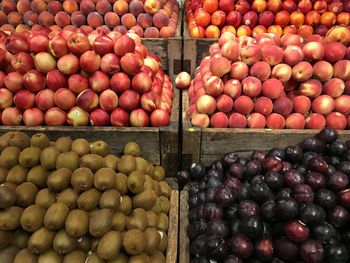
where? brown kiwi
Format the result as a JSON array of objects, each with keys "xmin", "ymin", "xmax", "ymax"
[
  {"xmin": 56, "ymin": 151, "xmax": 80, "ymax": 171},
  {"xmin": 96, "ymin": 231, "xmax": 122, "ymax": 261},
  {"xmin": 0, "ymin": 246, "xmax": 18, "ymax": 263},
  {"xmin": 6, "ymin": 164, "xmax": 28, "ymax": 185},
  {"xmin": 132, "ymin": 189, "xmax": 157, "ymax": 210},
  {"xmin": 55, "ymin": 137, "xmax": 73, "ymax": 153},
  {"xmin": 0, "ymin": 185, "xmax": 16, "ymax": 208},
  {"xmin": 94, "ymin": 167, "xmax": 116, "ymax": 190},
  {"xmin": 18, "ymin": 147, "xmax": 42, "ymax": 168},
  {"xmin": 158, "ymin": 196, "xmax": 171, "ymax": 214},
  {"xmin": 115, "ymin": 173, "xmax": 128, "ymax": 194},
  {"xmin": 30, "ymin": 133, "xmax": 50, "ymax": 149},
  {"xmin": 146, "ymin": 211, "xmax": 159, "ymax": 228},
  {"xmin": 90, "ymin": 237, "xmax": 100, "ymax": 252},
  {"xmin": 20, "ymin": 204, "xmax": 46, "ymax": 232},
  {"xmin": 11, "ymin": 228, "xmax": 31, "ymax": 249},
  {"xmin": 71, "ymin": 167, "xmax": 94, "ymax": 191},
  {"xmin": 53, "ymin": 229, "xmax": 77, "ymax": 255},
  {"xmin": 79, "ymin": 154, "xmax": 105, "ymax": 172},
  {"xmin": 76, "ymin": 235, "xmax": 90, "ymax": 252},
  {"xmin": 26, "ymin": 165, "xmax": 49, "ymax": 189},
  {"xmin": 159, "ymin": 181, "xmax": 171, "ymax": 198},
  {"xmin": 0, "ymin": 167, "xmax": 8, "ymax": 183},
  {"xmin": 56, "ymin": 188, "xmax": 79, "ymax": 210},
  {"xmin": 89, "ymin": 209, "xmax": 113, "ymax": 238},
  {"xmin": 118, "ymin": 195, "xmax": 132, "ymax": 215},
  {"xmin": 91, "ymin": 141, "xmax": 110, "ymax": 157},
  {"xmin": 63, "ymin": 250, "xmax": 87, "ymax": 263},
  {"xmin": 40, "ymin": 147, "xmax": 60, "ymax": 171},
  {"xmin": 8, "ymin": 132, "xmax": 31, "ymax": 150},
  {"xmin": 158, "ymin": 231, "xmax": 168, "ymax": 253},
  {"xmin": 123, "ymin": 142, "xmax": 141, "ymax": 157},
  {"xmin": 135, "ymin": 157, "xmax": 149, "ymax": 174},
  {"xmin": 14, "ymin": 248, "xmax": 38, "ymax": 263},
  {"xmin": 0, "ymin": 132, "xmax": 12, "ymax": 152},
  {"xmin": 143, "ymin": 228, "xmax": 161, "ymax": 254},
  {"xmin": 28, "ymin": 227, "xmax": 55, "ymax": 254},
  {"xmin": 128, "ymin": 253, "xmax": 151, "ymax": 263},
  {"xmin": 44, "ymin": 203, "xmax": 70, "ymax": 231},
  {"xmin": 107, "ymin": 253, "xmax": 128, "ymax": 263},
  {"xmin": 111, "ymin": 212, "xmax": 126, "ymax": 231},
  {"xmin": 77, "ymin": 188, "xmax": 101, "ymax": 211},
  {"xmin": 15, "ymin": 182, "xmax": 38, "ymax": 207},
  {"xmin": 103, "ymin": 155, "xmax": 119, "ymax": 171},
  {"xmin": 47, "ymin": 168, "xmax": 72, "ymax": 193},
  {"xmin": 0, "ymin": 230, "xmax": 13, "ymax": 249},
  {"xmin": 157, "ymin": 213, "xmax": 169, "ymax": 232},
  {"xmin": 117, "ymin": 155, "xmax": 136, "ymax": 175},
  {"xmin": 0, "ymin": 146, "xmax": 20, "ymax": 168},
  {"xmin": 65, "ymin": 209, "xmax": 89, "ymax": 238},
  {"xmin": 149, "ymin": 251, "xmax": 166, "ymax": 263},
  {"xmin": 127, "ymin": 170, "xmax": 145, "ymax": 194},
  {"xmin": 86, "ymin": 253, "xmax": 106, "ymax": 263},
  {"xmin": 38, "ymin": 249, "xmax": 63, "ymax": 263},
  {"xmin": 126, "ymin": 208, "xmax": 148, "ymax": 231},
  {"xmin": 71, "ymin": 138, "xmax": 90, "ymax": 156},
  {"xmin": 151, "ymin": 166, "xmax": 165, "ymax": 181},
  {"xmin": 35, "ymin": 188, "xmax": 56, "ymax": 209},
  {"xmin": 122, "ymin": 229, "xmax": 145, "ymax": 255},
  {"xmin": 99, "ymin": 189, "xmax": 121, "ymax": 211}
]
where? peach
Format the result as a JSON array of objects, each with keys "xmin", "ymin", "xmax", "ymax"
[
  {"xmin": 44, "ymin": 107, "xmax": 66, "ymax": 126},
  {"xmin": 250, "ymin": 61, "xmax": 271, "ymax": 81},
  {"xmin": 305, "ymin": 113, "xmax": 326, "ymax": 129},
  {"xmin": 153, "ymin": 13, "xmax": 170, "ymax": 31},
  {"xmin": 29, "ymin": 34, "xmax": 49, "ymax": 54},
  {"xmin": 175, "ymin": 72, "xmax": 191, "ymax": 90},
  {"xmin": 323, "ymin": 42, "xmax": 346, "ymax": 64},
  {"xmin": 66, "ymin": 74, "xmax": 87, "ymax": 94},
  {"xmin": 37, "ymin": 11, "xmax": 54, "ymax": 27},
  {"xmin": 144, "ymin": 27, "xmax": 160, "ymax": 38},
  {"xmin": 324, "ymin": 78, "xmax": 345, "ymax": 98},
  {"xmin": 49, "ymin": 35, "xmax": 68, "ymax": 58},
  {"xmin": 328, "ymin": 0, "xmax": 343, "ymax": 14},
  {"xmin": 89, "ymin": 109, "xmax": 110, "ymax": 126},
  {"xmin": 210, "ymin": 112, "xmax": 228, "ymax": 128},
  {"xmin": 141, "ymin": 91, "xmax": 159, "ymax": 112},
  {"xmin": 292, "ymin": 95, "xmax": 311, "ymax": 115},
  {"xmin": 234, "ymin": 95, "xmax": 254, "ymax": 114},
  {"xmin": 240, "ymin": 44, "xmax": 261, "ymax": 65},
  {"xmin": 335, "ymin": 95, "xmax": 350, "ymax": 116},
  {"xmin": 0, "ymin": 88, "xmax": 13, "ymax": 110},
  {"xmin": 70, "ymin": 11, "xmax": 86, "ymax": 27},
  {"xmin": 326, "ymin": 112, "xmax": 347, "ymax": 130},
  {"xmin": 205, "ymin": 25, "xmax": 221, "ymax": 38},
  {"xmin": 299, "ymin": 79, "xmax": 323, "ymax": 99},
  {"xmin": 283, "ymin": 45, "xmax": 305, "ymax": 67},
  {"xmin": 4, "ymin": 72, "xmax": 23, "ymax": 92},
  {"xmin": 120, "ymin": 53, "xmax": 143, "ymax": 76},
  {"xmin": 119, "ymin": 89, "xmax": 140, "ymax": 112},
  {"xmin": 144, "ymin": 0, "xmax": 161, "ymax": 15},
  {"xmin": 96, "ymin": 0, "xmax": 112, "ymax": 15},
  {"xmin": 337, "ymin": 12, "xmax": 350, "ymax": 26},
  {"xmin": 298, "ymin": 0, "xmax": 312, "ymax": 14},
  {"xmin": 218, "ymin": 0, "xmax": 235, "ymax": 13},
  {"xmin": 283, "ymin": 25, "xmax": 298, "ymax": 35},
  {"xmin": 292, "ymin": 62, "xmax": 313, "ymax": 82},
  {"xmin": 273, "ymin": 97, "xmax": 293, "ymax": 117},
  {"xmin": 191, "ymin": 113, "xmax": 210, "ymax": 128},
  {"xmin": 236, "ymin": 25, "xmax": 252, "ymax": 37},
  {"xmin": 34, "ymin": 52, "xmax": 57, "ymax": 74},
  {"xmin": 271, "ymin": 64, "xmax": 292, "ymax": 82},
  {"xmin": 267, "ymin": 0, "xmax": 282, "ymax": 13},
  {"xmin": 67, "ymin": 106, "xmax": 89, "ymax": 126},
  {"xmin": 150, "ymin": 109, "xmax": 170, "ymax": 127},
  {"xmin": 196, "ymin": 95, "xmax": 216, "ymax": 114},
  {"xmin": 131, "ymin": 71, "xmax": 152, "ymax": 94},
  {"xmin": 0, "ymin": 11, "xmax": 6, "ymax": 26},
  {"xmin": 345, "ymin": 80, "xmax": 350, "ymax": 95},
  {"xmin": 35, "ymin": 89, "xmax": 55, "ymax": 111},
  {"xmin": 242, "ymin": 76, "xmax": 262, "ymax": 98},
  {"xmin": 261, "ymin": 78, "xmax": 283, "ymax": 99},
  {"xmin": 305, "ymin": 11, "xmax": 321, "ymax": 26},
  {"xmin": 252, "ymin": 25, "xmax": 267, "ymax": 37},
  {"xmin": 221, "ymin": 41, "xmax": 240, "ymax": 62},
  {"xmin": 203, "ymin": 0, "xmax": 219, "ymax": 14},
  {"xmin": 76, "ymin": 89, "xmax": 99, "ymax": 112},
  {"xmin": 209, "ymin": 57, "xmax": 231, "ymax": 78},
  {"xmin": 14, "ymin": 89, "xmax": 34, "ymax": 110},
  {"xmin": 227, "ymin": 11, "xmax": 242, "ymax": 27},
  {"xmin": 114, "ymin": 35, "xmax": 135, "ymax": 57},
  {"xmin": 204, "ymin": 76, "xmax": 224, "ymax": 97},
  {"xmin": 54, "ymin": 11, "xmax": 71, "ymax": 28},
  {"xmin": 260, "ymin": 45, "xmax": 283, "ymax": 66},
  {"xmin": 290, "ymin": 11, "xmax": 305, "ymax": 28},
  {"xmin": 235, "ymin": 0, "xmax": 250, "ymax": 15},
  {"xmin": 22, "ymin": 108, "xmax": 43, "ymax": 126},
  {"xmin": 89, "ymin": 71, "xmax": 110, "ymax": 93},
  {"xmin": 227, "ymin": 112, "xmax": 246, "ymax": 128},
  {"xmin": 113, "ymin": 0, "xmax": 128, "ymax": 16},
  {"xmin": 2, "ymin": 107, "xmax": 22, "ymax": 126},
  {"xmin": 313, "ymin": 0, "xmax": 327, "ymax": 13},
  {"xmin": 312, "ymin": 95, "xmax": 335, "ymax": 114},
  {"xmin": 285, "ymin": 113, "xmax": 305, "ymax": 129},
  {"xmin": 242, "ymin": 11, "xmax": 258, "ymax": 29},
  {"xmin": 86, "ymin": 12, "xmax": 103, "ymax": 28},
  {"xmin": 130, "ymin": 108, "xmax": 149, "ymax": 127},
  {"xmin": 312, "ymin": 61, "xmax": 333, "ymax": 82},
  {"xmin": 325, "ymin": 26, "xmax": 350, "ymax": 46},
  {"xmin": 215, "ymin": 94, "xmax": 233, "ymax": 113},
  {"xmin": 17, "ymin": 0, "xmax": 31, "ymax": 14},
  {"xmin": 47, "ymin": 1, "xmax": 63, "ymax": 15},
  {"xmin": 100, "ymin": 53, "xmax": 120, "ymax": 76},
  {"xmin": 7, "ymin": 11, "xmax": 23, "ymax": 26},
  {"xmin": 320, "ymin": 12, "xmax": 336, "ymax": 28},
  {"xmin": 280, "ymin": 34, "xmax": 303, "ymax": 48},
  {"xmin": 31, "ymin": 0, "xmax": 47, "ymax": 14},
  {"xmin": 274, "ymin": 10, "xmax": 290, "ymax": 27},
  {"xmin": 110, "ymin": 108, "xmax": 129, "ymax": 126},
  {"xmin": 247, "ymin": 112, "xmax": 266, "ymax": 128},
  {"xmin": 254, "ymin": 96, "xmax": 273, "ymax": 116},
  {"xmin": 111, "ymin": 72, "xmax": 130, "ymax": 94},
  {"xmin": 267, "ymin": 25, "xmax": 283, "ymax": 37},
  {"xmin": 302, "ymin": 42, "xmax": 324, "ymax": 62},
  {"xmin": 333, "ymin": 60, "xmax": 350, "ymax": 81},
  {"xmin": 137, "ymin": 13, "xmax": 152, "ymax": 29},
  {"xmin": 79, "ymin": 51, "xmax": 101, "ymax": 73},
  {"xmin": 10, "ymin": 52, "xmax": 34, "ymax": 74},
  {"xmin": 224, "ymin": 79, "xmax": 242, "ymax": 98},
  {"xmin": 103, "ymin": 12, "xmax": 119, "ymax": 29},
  {"xmin": 57, "ymin": 54, "xmax": 80, "ymax": 75},
  {"xmin": 258, "ymin": 11, "xmax": 274, "ymax": 28},
  {"xmin": 266, "ymin": 113, "xmax": 285, "ymax": 129},
  {"xmin": 0, "ymin": 72, "xmax": 5, "ymax": 89},
  {"xmin": 23, "ymin": 69, "xmax": 45, "ymax": 93},
  {"xmin": 251, "ymin": 0, "xmax": 267, "ymax": 13},
  {"xmin": 54, "ymin": 88, "xmax": 76, "ymax": 111},
  {"xmin": 63, "ymin": 0, "xmax": 78, "ymax": 14}
]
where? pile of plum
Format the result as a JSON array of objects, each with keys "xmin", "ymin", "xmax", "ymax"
[{"xmin": 180, "ymin": 127, "xmax": 350, "ymax": 263}]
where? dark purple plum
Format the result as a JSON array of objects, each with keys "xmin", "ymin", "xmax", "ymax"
[
  {"xmin": 276, "ymin": 188, "xmax": 292, "ymax": 200},
  {"xmin": 189, "ymin": 163, "xmax": 206, "ymax": 180},
  {"xmin": 227, "ymin": 163, "xmax": 245, "ymax": 180},
  {"xmin": 207, "ymin": 219, "xmax": 229, "ymax": 237},
  {"xmin": 284, "ymin": 220, "xmax": 310, "ymax": 242},
  {"xmin": 317, "ymin": 127, "xmax": 338, "ymax": 143},
  {"xmin": 229, "ymin": 234, "xmax": 253, "ymax": 259},
  {"xmin": 330, "ymin": 156, "xmax": 341, "ymax": 167},
  {"xmin": 300, "ymin": 203, "xmax": 326, "ymax": 226},
  {"xmin": 190, "ymin": 257, "xmax": 210, "ymax": 263},
  {"xmin": 211, "ymin": 159, "xmax": 224, "ymax": 173},
  {"xmin": 189, "ymin": 191, "xmax": 207, "ymax": 208},
  {"xmin": 205, "ymin": 169, "xmax": 223, "ymax": 181},
  {"xmin": 177, "ymin": 170, "xmax": 190, "ymax": 184},
  {"xmin": 241, "ymin": 217, "xmax": 264, "ymax": 239},
  {"xmin": 249, "ymin": 180, "xmax": 272, "ymax": 203},
  {"xmin": 301, "ymin": 137, "xmax": 326, "ymax": 153},
  {"xmin": 336, "ymin": 161, "xmax": 350, "ymax": 176},
  {"xmin": 281, "ymin": 161, "xmax": 293, "ymax": 173},
  {"xmin": 190, "ymin": 234, "xmax": 207, "ymax": 257},
  {"xmin": 285, "ymin": 145, "xmax": 303, "ymax": 163},
  {"xmin": 188, "ymin": 182, "xmax": 201, "ymax": 196},
  {"xmin": 203, "ymin": 203, "xmax": 223, "ymax": 220},
  {"xmin": 293, "ymin": 184, "xmax": 314, "ymax": 204},
  {"xmin": 262, "ymin": 221, "xmax": 272, "ymax": 238},
  {"xmin": 224, "ymin": 177, "xmax": 241, "ymax": 193},
  {"xmin": 245, "ymin": 159, "xmax": 262, "ymax": 181},
  {"xmin": 187, "ymin": 220, "xmax": 208, "ymax": 240},
  {"xmin": 205, "ymin": 187, "xmax": 217, "ymax": 202},
  {"xmin": 308, "ymin": 156, "xmax": 329, "ymax": 175},
  {"xmin": 276, "ymin": 198, "xmax": 298, "ymax": 220},
  {"xmin": 224, "ymin": 255, "xmax": 243, "ymax": 263},
  {"xmin": 251, "ymin": 150, "xmax": 266, "ymax": 163},
  {"xmin": 238, "ymin": 200, "xmax": 260, "ymax": 218},
  {"xmin": 225, "ymin": 205, "xmax": 238, "ymax": 220},
  {"xmin": 303, "ymin": 151, "xmax": 318, "ymax": 165},
  {"xmin": 230, "ymin": 219, "xmax": 242, "ymax": 236},
  {"xmin": 238, "ymin": 182, "xmax": 251, "ymax": 201},
  {"xmin": 315, "ymin": 189, "xmax": 337, "ymax": 209},
  {"xmin": 299, "ymin": 239, "xmax": 324, "ymax": 263},
  {"xmin": 336, "ymin": 189, "xmax": 350, "ymax": 208},
  {"xmin": 239, "ymin": 157, "xmax": 247, "ymax": 166},
  {"xmin": 326, "ymin": 243, "xmax": 349, "ymax": 263},
  {"xmin": 327, "ymin": 171, "xmax": 348, "ymax": 191},
  {"xmin": 205, "ymin": 177, "xmax": 222, "ymax": 189},
  {"xmin": 283, "ymin": 170, "xmax": 305, "ymax": 188},
  {"xmin": 263, "ymin": 157, "xmax": 283, "ymax": 173},
  {"xmin": 214, "ymin": 186, "xmax": 234, "ymax": 207},
  {"xmin": 328, "ymin": 139, "xmax": 347, "ymax": 156},
  {"xmin": 267, "ymin": 148, "xmax": 285, "ymax": 160},
  {"xmin": 254, "ymin": 238, "xmax": 273, "ymax": 261},
  {"xmin": 327, "ymin": 205, "xmax": 350, "ymax": 228},
  {"xmin": 341, "ymin": 150, "xmax": 350, "ymax": 161},
  {"xmin": 305, "ymin": 172, "xmax": 326, "ymax": 191},
  {"xmin": 205, "ymin": 235, "xmax": 229, "ymax": 259},
  {"xmin": 312, "ymin": 222, "xmax": 336, "ymax": 244},
  {"xmin": 223, "ymin": 153, "xmax": 240, "ymax": 168},
  {"xmin": 295, "ymin": 164, "xmax": 308, "ymax": 176},
  {"xmin": 264, "ymin": 171, "xmax": 284, "ymax": 191},
  {"xmin": 274, "ymin": 236, "xmax": 299, "ymax": 261},
  {"xmin": 261, "ymin": 201, "xmax": 278, "ymax": 222}
]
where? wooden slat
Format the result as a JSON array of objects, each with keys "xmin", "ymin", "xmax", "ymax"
[
  {"xmin": 179, "ymin": 191, "xmax": 190, "ymax": 263},
  {"xmin": 166, "ymin": 188, "xmax": 179, "ymax": 263}
]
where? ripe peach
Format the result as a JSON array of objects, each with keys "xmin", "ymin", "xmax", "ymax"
[
  {"xmin": 247, "ymin": 112, "xmax": 266, "ymax": 128},
  {"xmin": 22, "ymin": 108, "xmax": 43, "ymax": 126},
  {"xmin": 320, "ymin": 12, "xmax": 337, "ymax": 28},
  {"xmin": 29, "ymin": 34, "xmax": 49, "ymax": 54},
  {"xmin": 227, "ymin": 11, "xmax": 242, "ymax": 27},
  {"xmin": 285, "ymin": 113, "xmax": 305, "ymax": 129},
  {"xmin": 203, "ymin": 0, "xmax": 219, "ymax": 14},
  {"xmin": 305, "ymin": 11, "xmax": 321, "ymax": 26},
  {"xmin": 79, "ymin": 51, "xmax": 101, "ymax": 73},
  {"xmin": 251, "ymin": 0, "xmax": 267, "ymax": 13},
  {"xmin": 53, "ymin": 88, "xmax": 76, "ymax": 111},
  {"xmin": 335, "ymin": 95, "xmax": 350, "ymax": 116},
  {"xmin": 235, "ymin": 0, "xmax": 250, "ymax": 14},
  {"xmin": 141, "ymin": 91, "xmax": 159, "ymax": 112},
  {"xmin": 298, "ymin": 25, "xmax": 315, "ymax": 38},
  {"xmin": 14, "ymin": 89, "xmax": 34, "ymax": 110},
  {"xmin": 224, "ymin": 79, "xmax": 242, "ymax": 99},
  {"xmin": 236, "ymin": 25, "xmax": 252, "ymax": 37},
  {"xmin": 227, "ymin": 112, "xmax": 246, "ymax": 128},
  {"xmin": 89, "ymin": 109, "xmax": 110, "ymax": 126},
  {"xmin": 66, "ymin": 74, "xmax": 87, "ymax": 94},
  {"xmin": 31, "ymin": 0, "xmax": 46, "ymax": 14},
  {"xmin": 283, "ymin": 25, "xmax": 298, "ymax": 35},
  {"xmin": 63, "ymin": 0, "xmax": 78, "ymax": 14},
  {"xmin": 10, "ymin": 52, "xmax": 34, "ymax": 74},
  {"xmin": 209, "ymin": 57, "xmax": 231, "ymax": 78},
  {"xmin": 299, "ymin": 79, "xmax": 323, "ymax": 99},
  {"xmin": 130, "ymin": 108, "xmax": 149, "ymax": 127},
  {"xmin": 234, "ymin": 95, "xmax": 254, "ymax": 115},
  {"xmin": 34, "ymin": 52, "xmax": 57, "ymax": 74},
  {"xmin": 191, "ymin": 113, "xmax": 210, "ymax": 128},
  {"xmin": 328, "ymin": 0, "xmax": 343, "ymax": 14},
  {"xmin": 144, "ymin": 0, "xmax": 161, "ymax": 15},
  {"xmin": 43, "ymin": 107, "xmax": 66, "ymax": 126},
  {"xmin": 99, "ymin": 53, "xmax": 120, "ymax": 76},
  {"xmin": 0, "ymin": 88, "xmax": 13, "ymax": 110},
  {"xmin": 262, "ymin": 78, "xmax": 283, "ymax": 99},
  {"xmin": 215, "ymin": 94, "xmax": 233, "ymax": 113},
  {"xmin": 17, "ymin": 0, "xmax": 31, "ymax": 14},
  {"xmin": 144, "ymin": 27, "xmax": 160, "ymax": 38},
  {"xmin": 324, "ymin": 78, "xmax": 345, "ymax": 98},
  {"xmin": 131, "ymin": 72, "xmax": 152, "ymax": 94},
  {"xmin": 266, "ymin": 113, "xmax": 285, "ymax": 129},
  {"xmin": 305, "ymin": 113, "xmax": 326, "ymax": 129},
  {"xmin": 96, "ymin": 0, "xmax": 112, "ymax": 15},
  {"xmin": 326, "ymin": 112, "xmax": 347, "ymax": 130},
  {"xmin": 271, "ymin": 64, "xmax": 292, "ymax": 82},
  {"xmin": 205, "ymin": 25, "xmax": 221, "ymax": 38},
  {"xmin": 323, "ymin": 42, "xmax": 346, "ymax": 64},
  {"xmin": 0, "ymin": 72, "xmax": 5, "ymax": 89},
  {"xmin": 325, "ymin": 26, "xmax": 350, "ymax": 46},
  {"xmin": 240, "ymin": 44, "xmax": 261, "ymax": 65},
  {"xmin": 242, "ymin": 11, "xmax": 258, "ymax": 29},
  {"xmin": 292, "ymin": 95, "xmax": 311, "ymax": 115},
  {"xmin": 57, "ymin": 54, "xmax": 79, "ymax": 75},
  {"xmin": 250, "ymin": 61, "xmax": 271, "ymax": 81},
  {"xmin": 89, "ymin": 71, "xmax": 110, "ymax": 93},
  {"xmin": 298, "ymin": 0, "xmax": 312, "ymax": 14},
  {"xmin": 267, "ymin": 25, "xmax": 283, "ymax": 37},
  {"xmin": 312, "ymin": 95, "xmax": 335, "ymax": 114},
  {"xmin": 49, "ymin": 35, "xmax": 68, "ymax": 58},
  {"xmin": 54, "ymin": 11, "xmax": 71, "ymax": 28},
  {"xmin": 47, "ymin": 1, "xmax": 63, "ymax": 15},
  {"xmin": 23, "ymin": 69, "xmax": 45, "ymax": 93},
  {"xmin": 119, "ymin": 89, "xmax": 140, "ymax": 112},
  {"xmin": 242, "ymin": 76, "xmax": 262, "ymax": 98},
  {"xmin": 273, "ymin": 97, "xmax": 293, "ymax": 117},
  {"xmin": 0, "ymin": 11, "xmax": 6, "ymax": 26},
  {"xmin": 209, "ymin": 112, "xmax": 228, "ymax": 128},
  {"xmin": 274, "ymin": 10, "xmax": 290, "ymax": 27},
  {"xmin": 333, "ymin": 60, "xmax": 350, "ymax": 81},
  {"xmin": 103, "ymin": 12, "xmax": 120, "ymax": 29},
  {"xmin": 7, "ymin": 11, "xmax": 23, "ymax": 26},
  {"xmin": 111, "ymin": 72, "xmax": 130, "ymax": 94},
  {"xmin": 312, "ymin": 61, "xmax": 333, "ymax": 82},
  {"xmin": 290, "ymin": 11, "xmax": 305, "ymax": 28},
  {"xmin": 204, "ymin": 76, "xmax": 224, "ymax": 97},
  {"xmin": 337, "ymin": 12, "xmax": 350, "ymax": 26},
  {"xmin": 258, "ymin": 11, "xmax": 274, "ymax": 28},
  {"xmin": 196, "ymin": 95, "xmax": 216, "ymax": 114},
  {"xmin": 302, "ymin": 42, "xmax": 324, "ymax": 62},
  {"xmin": 120, "ymin": 53, "xmax": 143, "ymax": 76},
  {"xmin": 113, "ymin": 0, "xmax": 128, "ymax": 16},
  {"xmin": 313, "ymin": 0, "xmax": 327, "ymax": 13},
  {"xmin": 110, "ymin": 108, "xmax": 129, "ymax": 126},
  {"xmin": 35, "ymin": 89, "xmax": 55, "ymax": 111},
  {"xmin": 252, "ymin": 25, "xmax": 267, "ymax": 37},
  {"xmin": 292, "ymin": 62, "xmax": 313, "ymax": 82},
  {"xmin": 267, "ymin": 0, "xmax": 282, "ymax": 13},
  {"xmin": 67, "ymin": 106, "xmax": 89, "ymax": 126},
  {"xmin": 70, "ymin": 11, "xmax": 86, "ymax": 27},
  {"xmin": 114, "ymin": 35, "xmax": 135, "ymax": 57},
  {"xmin": 221, "ymin": 41, "xmax": 240, "ymax": 62},
  {"xmin": 76, "ymin": 89, "xmax": 99, "ymax": 112},
  {"xmin": 254, "ymin": 96, "xmax": 273, "ymax": 116},
  {"xmin": 86, "ymin": 12, "xmax": 103, "ymax": 28},
  {"xmin": 261, "ymin": 45, "xmax": 283, "ymax": 66},
  {"xmin": 280, "ymin": 34, "xmax": 303, "ymax": 48},
  {"xmin": 153, "ymin": 12, "xmax": 169, "ymax": 30},
  {"xmin": 283, "ymin": 45, "xmax": 304, "ymax": 67},
  {"xmin": 137, "ymin": 14, "xmax": 152, "ymax": 29},
  {"xmin": 4, "ymin": 72, "xmax": 23, "ymax": 92},
  {"xmin": 2, "ymin": 107, "xmax": 22, "ymax": 126},
  {"xmin": 150, "ymin": 109, "xmax": 170, "ymax": 127}
]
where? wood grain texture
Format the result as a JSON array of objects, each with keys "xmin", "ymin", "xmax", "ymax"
[
  {"xmin": 179, "ymin": 190, "xmax": 190, "ymax": 263},
  {"xmin": 166, "ymin": 188, "xmax": 180, "ymax": 263}
]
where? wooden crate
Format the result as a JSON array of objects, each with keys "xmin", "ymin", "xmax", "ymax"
[
  {"xmin": 141, "ymin": 12, "xmax": 183, "ymax": 82},
  {"xmin": 182, "ymin": 90, "xmax": 350, "ymax": 169},
  {"xmin": 179, "ymin": 190, "xmax": 190, "ymax": 263}
]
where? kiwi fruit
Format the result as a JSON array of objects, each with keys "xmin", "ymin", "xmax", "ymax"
[
  {"xmin": 56, "ymin": 188, "xmax": 79, "ymax": 210},
  {"xmin": 123, "ymin": 142, "xmax": 141, "ymax": 157},
  {"xmin": 146, "ymin": 211, "xmax": 159, "ymax": 228},
  {"xmin": 16, "ymin": 182, "xmax": 38, "ymax": 207},
  {"xmin": 118, "ymin": 195, "xmax": 132, "ymax": 216},
  {"xmin": 157, "ymin": 213, "xmax": 169, "ymax": 232},
  {"xmin": 158, "ymin": 196, "xmax": 171, "ymax": 214},
  {"xmin": 77, "ymin": 188, "xmax": 101, "ymax": 211},
  {"xmin": 128, "ymin": 253, "xmax": 151, "ymax": 263},
  {"xmin": 89, "ymin": 209, "xmax": 113, "ymax": 238},
  {"xmin": 44, "ymin": 202, "xmax": 70, "ymax": 230},
  {"xmin": 86, "ymin": 253, "xmax": 106, "ymax": 263},
  {"xmin": 38, "ymin": 249, "xmax": 63, "ymax": 263},
  {"xmin": 144, "ymin": 228, "xmax": 161, "ymax": 254},
  {"xmin": 0, "ymin": 146, "xmax": 20, "ymax": 168},
  {"xmin": 65, "ymin": 209, "xmax": 89, "ymax": 237},
  {"xmin": 80, "ymin": 154, "xmax": 105, "ymax": 172},
  {"xmin": 127, "ymin": 170, "xmax": 145, "ymax": 194},
  {"xmin": 71, "ymin": 167, "xmax": 94, "ymax": 191},
  {"xmin": 91, "ymin": 141, "xmax": 110, "ymax": 157},
  {"xmin": 63, "ymin": 250, "xmax": 87, "ymax": 263},
  {"xmin": 132, "ymin": 189, "xmax": 157, "ymax": 210},
  {"xmin": 117, "ymin": 155, "xmax": 136, "ymax": 175},
  {"xmin": 115, "ymin": 173, "xmax": 128, "ymax": 194},
  {"xmin": 14, "ymin": 248, "xmax": 38, "ymax": 263},
  {"xmin": 99, "ymin": 189, "xmax": 121, "ymax": 211},
  {"xmin": 56, "ymin": 151, "xmax": 80, "ymax": 171},
  {"xmin": 0, "ymin": 185, "xmax": 16, "ymax": 208},
  {"xmin": 159, "ymin": 181, "xmax": 171, "ymax": 198},
  {"xmin": 18, "ymin": 147, "xmax": 42, "ymax": 168},
  {"xmin": 30, "ymin": 133, "xmax": 50, "ymax": 150},
  {"xmin": 122, "ymin": 229, "xmax": 145, "ymax": 255},
  {"xmin": 11, "ymin": 228, "xmax": 31, "ymax": 249},
  {"xmin": 76, "ymin": 235, "xmax": 91, "ymax": 252},
  {"xmin": 90, "ymin": 237, "xmax": 100, "ymax": 252},
  {"xmin": 0, "ymin": 246, "xmax": 19, "ymax": 263},
  {"xmin": 94, "ymin": 167, "xmax": 116, "ymax": 190},
  {"xmin": 20, "ymin": 204, "xmax": 46, "ymax": 232},
  {"xmin": 2, "ymin": 182, "xmax": 17, "ymax": 190},
  {"xmin": 0, "ymin": 230, "xmax": 13, "ymax": 249},
  {"xmin": 150, "ymin": 251, "xmax": 166, "ymax": 263},
  {"xmin": 71, "ymin": 138, "xmax": 90, "ymax": 156},
  {"xmin": 6, "ymin": 164, "xmax": 28, "ymax": 184},
  {"xmin": 47, "ymin": 168, "xmax": 72, "ymax": 192},
  {"xmin": 104, "ymin": 155, "xmax": 119, "ymax": 171},
  {"xmin": 0, "ymin": 132, "xmax": 12, "ymax": 152},
  {"xmin": 152, "ymin": 198, "xmax": 162, "ymax": 214},
  {"xmin": 8, "ymin": 132, "xmax": 31, "ymax": 150},
  {"xmin": 144, "ymin": 175, "xmax": 154, "ymax": 191},
  {"xmin": 126, "ymin": 208, "xmax": 147, "ymax": 231},
  {"xmin": 40, "ymin": 147, "xmax": 60, "ymax": 170},
  {"xmin": 28, "ymin": 227, "xmax": 55, "ymax": 254},
  {"xmin": 111, "ymin": 212, "xmax": 126, "ymax": 231},
  {"xmin": 135, "ymin": 157, "xmax": 150, "ymax": 174},
  {"xmin": 97, "ymin": 231, "xmax": 122, "ymax": 261},
  {"xmin": 151, "ymin": 166, "xmax": 165, "ymax": 181},
  {"xmin": 153, "ymin": 180, "xmax": 161, "ymax": 196},
  {"xmin": 158, "ymin": 231, "xmax": 168, "ymax": 253},
  {"xmin": 0, "ymin": 167, "xmax": 8, "ymax": 183},
  {"xmin": 55, "ymin": 137, "xmax": 73, "ymax": 153},
  {"xmin": 35, "ymin": 188, "xmax": 56, "ymax": 209},
  {"xmin": 107, "ymin": 253, "xmax": 128, "ymax": 263},
  {"xmin": 53, "ymin": 229, "xmax": 77, "ymax": 255},
  {"xmin": 26, "ymin": 165, "xmax": 49, "ymax": 189}
]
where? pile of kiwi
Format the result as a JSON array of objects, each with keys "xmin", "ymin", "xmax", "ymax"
[{"xmin": 0, "ymin": 132, "xmax": 172, "ymax": 263}]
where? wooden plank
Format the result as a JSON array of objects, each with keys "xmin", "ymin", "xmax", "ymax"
[
  {"xmin": 179, "ymin": 190, "xmax": 190, "ymax": 263},
  {"xmin": 166, "ymin": 188, "xmax": 180, "ymax": 263}
]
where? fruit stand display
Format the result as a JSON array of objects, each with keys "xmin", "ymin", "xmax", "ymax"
[
  {"xmin": 180, "ymin": 128, "xmax": 350, "ymax": 263},
  {"xmin": 0, "ymin": 132, "xmax": 179, "ymax": 263}
]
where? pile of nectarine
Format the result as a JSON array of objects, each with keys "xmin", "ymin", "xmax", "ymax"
[
  {"xmin": 0, "ymin": 27, "xmax": 174, "ymax": 127},
  {"xmin": 0, "ymin": 0, "xmax": 179, "ymax": 38},
  {"xmin": 186, "ymin": 0, "xmax": 350, "ymax": 38},
  {"xmin": 188, "ymin": 27, "xmax": 350, "ymax": 130}
]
